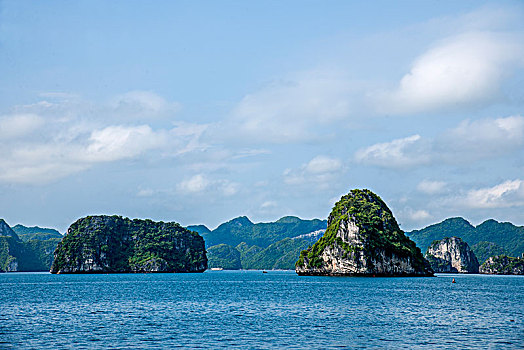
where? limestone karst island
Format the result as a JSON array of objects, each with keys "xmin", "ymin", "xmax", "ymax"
[
  {"xmin": 295, "ymin": 189, "xmax": 433, "ymax": 276},
  {"xmin": 425, "ymin": 237, "xmax": 479, "ymax": 273},
  {"xmin": 50, "ymin": 216, "xmax": 207, "ymax": 274}
]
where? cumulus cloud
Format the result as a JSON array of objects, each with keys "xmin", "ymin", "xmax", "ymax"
[
  {"xmin": 260, "ymin": 201, "xmax": 277, "ymax": 209},
  {"xmin": 439, "ymin": 115, "xmax": 524, "ymax": 158},
  {"xmin": 219, "ymin": 180, "xmax": 239, "ymax": 196},
  {"xmin": 0, "ymin": 93, "xmax": 207, "ymax": 184},
  {"xmin": 465, "ymin": 179, "xmax": 524, "ymax": 209},
  {"xmin": 178, "ymin": 174, "xmax": 209, "ymax": 193},
  {"xmin": 0, "ymin": 124, "xmax": 170, "ymax": 184},
  {"xmin": 137, "ymin": 188, "xmax": 155, "ymax": 197},
  {"xmin": 0, "ymin": 160, "xmax": 88, "ymax": 184},
  {"xmin": 417, "ymin": 180, "xmax": 447, "ymax": 195},
  {"xmin": 356, "ymin": 115, "xmax": 524, "ymax": 169},
  {"xmin": 85, "ymin": 125, "xmax": 166, "ymax": 162},
  {"xmin": 395, "ymin": 207, "xmax": 434, "ymax": 229},
  {"xmin": 284, "ymin": 155, "xmax": 344, "ymax": 189},
  {"xmin": 177, "ymin": 174, "xmax": 239, "ymax": 196},
  {"xmin": 0, "ymin": 114, "xmax": 45, "ymax": 139},
  {"xmin": 407, "ymin": 209, "xmax": 432, "ymax": 221},
  {"xmin": 304, "ymin": 156, "xmax": 342, "ymax": 174},
  {"xmin": 355, "ymin": 135, "xmax": 430, "ymax": 168},
  {"xmin": 230, "ymin": 70, "xmax": 352, "ymax": 143},
  {"xmin": 379, "ymin": 31, "xmax": 524, "ymax": 114},
  {"xmin": 168, "ymin": 122, "xmax": 209, "ymax": 156},
  {"xmin": 111, "ymin": 90, "xmax": 180, "ymax": 119}
]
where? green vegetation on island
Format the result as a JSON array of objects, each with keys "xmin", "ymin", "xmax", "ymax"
[
  {"xmin": 425, "ymin": 237, "xmax": 479, "ymax": 273},
  {"xmin": 187, "ymin": 225, "xmax": 211, "ymax": 236},
  {"xmin": 205, "ymin": 237, "xmax": 318, "ymax": 271},
  {"xmin": 480, "ymin": 255, "xmax": 524, "ymax": 275},
  {"xmin": 205, "ymin": 235, "xmax": 325, "ymax": 270},
  {"xmin": 51, "ymin": 215, "xmax": 207, "ymax": 274},
  {"xmin": 12, "ymin": 225, "xmax": 62, "ymax": 242},
  {"xmin": 296, "ymin": 189, "xmax": 432, "ymax": 276},
  {"xmin": 0, "ymin": 220, "xmax": 61, "ymax": 272},
  {"xmin": 198, "ymin": 216, "xmax": 326, "ymax": 270},
  {"xmin": 202, "ymin": 216, "xmax": 326, "ymax": 248},
  {"xmin": 242, "ymin": 238, "xmax": 312, "ymax": 270},
  {"xmin": 471, "ymin": 241, "xmax": 508, "ymax": 264},
  {"xmin": 206, "ymin": 244, "xmax": 242, "ymax": 270},
  {"xmin": 406, "ymin": 217, "xmax": 523, "ymax": 263}
]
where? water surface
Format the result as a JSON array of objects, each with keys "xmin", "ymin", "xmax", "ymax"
[{"xmin": 1, "ymin": 271, "xmax": 522, "ymax": 349}]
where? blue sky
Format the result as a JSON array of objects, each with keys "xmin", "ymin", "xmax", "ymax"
[{"xmin": 1, "ymin": 0, "xmax": 523, "ymax": 232}]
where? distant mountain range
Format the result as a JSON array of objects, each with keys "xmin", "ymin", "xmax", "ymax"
[
  {"xmin": 191, "ymin": 216, "xmax": 327, "ymax": 248},
  {"xmin": 201, "ymin": 215, "xmax": 524, "ymax": 270},
  {"xmin": 12, "ymin": 225, "xmax": 62, "ymax": 242},
  {"xmin": 193, "ymin": 216, "xmax": 327, "ymax": 270},
  {"xmin": 406, "ymin": 217, "xmax": 524, "ymax": 264},
  {"xmin": 207, "ymin": 233, "xmax": 325, "ymax": 271}
]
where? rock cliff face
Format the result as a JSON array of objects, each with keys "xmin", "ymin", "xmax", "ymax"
[
  {"xmin": 295, "ymin": 189, "xmax": 433, "ymax": 276},
  {"xmin": 425, "ymin": 237, "xmax": 479, "ymax": 273},
  {"xmin": 480, "ymin": 255, "xmax": 524, "ymax": 275},
  {"xmin": 1, "ymin": 219, "xmax": 60, "ymax": 272},
  {"xmin": 50, "ymin": 216, "xmax": 207, "ymax": 274},
  {"xmin": 0, "ymin": 219, "xmax": 18, "ymax": 239}
]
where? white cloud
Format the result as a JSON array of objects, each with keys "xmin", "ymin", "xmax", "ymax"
[
  {"xmin": 257, "ymin": 200, "xmax": 280, "ymax": 216},
  {"xmin": 137, "ymin": 188, "xmax": 155, "ymax": 197},
  {"xmin": 284, "ymin": 155, "xmax": 344, "ymax": 190},
  {"xmin": 380, "ymin": 31, "xmax": 524, "ymax": 114},
  {"xmin": 465, "ymin": 179, "xmax": 524, "ymax": 209},
  {"xmin": 0, "ymin": 124, "xmax": 168, "ymax": 184},
  {"xmin": 417, "ymin": 180, "xmax": 447, "ymax": 195},
  {"xmin": 356, "ymin": 115, "xmax": 524, "ymax": 169},
  {"xmin": 38, "ymin": 92, "xmax": 79, "ymax": 99},
  {"xmin": 0, "ymin": 161, "xmax": 88, "ymax": 184},
  {"xmin": 85, "ymin": 125, "xmax": 165, "ymax": 162},
  {"xmin": 408, "ymin": 209, "xmax": 432, "ymax": 221},
  {"xmin": 0, "ymin": 114, "xmax": 44, "ymax": 139},
  {"xmin": 177, "ymin": 174, "xmax": 239, "ymax": 196},
  {"xmin": 219, "ymin": 181, "xmax": 239, "ymax": 196},
  {"xmin": 0, "ymin": 93, "xmax": 207, "ymax": 184},
  {"xmin": 230, "ymin": 70, "xmax": 352, "ymax": 143},
  {"xmin": 111, "ymin": 90, "xmax": 180, "ymax": 118},
  {"xmin": 177, "ymin": 174, "xmax": 209, "ymax": 193},
  {"xmin": 168, "ymin": 122, "xmax": 209, "ymax": 156},
  {"xmin": 304, "ymin": 156, "xmax": 342, "ymax": 174},
  {"xmin": 355, "ymin": 135, "xmax": 430, "ymax": 168},
  {"xmin": 260, "ymin": 201, "xmax": 277, "ymax": 209},
  {"xmin": 396, "ymin": 207, "xmax": 434, "ymax": 229},
  {"xmin": 440, "ymin": 115, "xmax": 524, "ymax": 157}
]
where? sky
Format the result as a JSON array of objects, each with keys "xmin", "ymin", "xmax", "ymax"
[{"xmin": 1, "ymin": 0, "xmax": 524, "ymax": 233}]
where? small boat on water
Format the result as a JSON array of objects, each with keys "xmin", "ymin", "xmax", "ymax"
[
  {"xmin": 452, "ymin": 278, "xmax": 456, "ymax": 283},
  {"xmin": 262, "ymin": 270, "xmax": 268, "ymax": 274},
  {"xmin": 210, "ymin": 267, "xmax": 223, "ymax": 271}
]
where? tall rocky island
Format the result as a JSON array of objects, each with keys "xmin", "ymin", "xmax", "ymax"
[
  {"xmin": 425, "ymin": 237, "xmax": 479, "ymax": 273},
  {"xmin": 296, "ymin": 189, "xmax": 433, "ymax": 276},
  {"xmin": 51, "ymin": 216, "xmax": 207, "ymax": 274}
]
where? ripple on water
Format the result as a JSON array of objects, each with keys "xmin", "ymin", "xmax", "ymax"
[{"xmin": 0, "ymin": 272, "xmax": 523, "ymax": 349}]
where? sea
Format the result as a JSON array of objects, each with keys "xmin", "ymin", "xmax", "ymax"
[{"xmin": 1, "ymin": 271, "xmax": 522, "ymax": 349}]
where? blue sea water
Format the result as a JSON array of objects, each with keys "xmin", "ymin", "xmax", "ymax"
[{"xmin": 0, "ymin": 271, "xmax": 522, "ymax": 349}]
